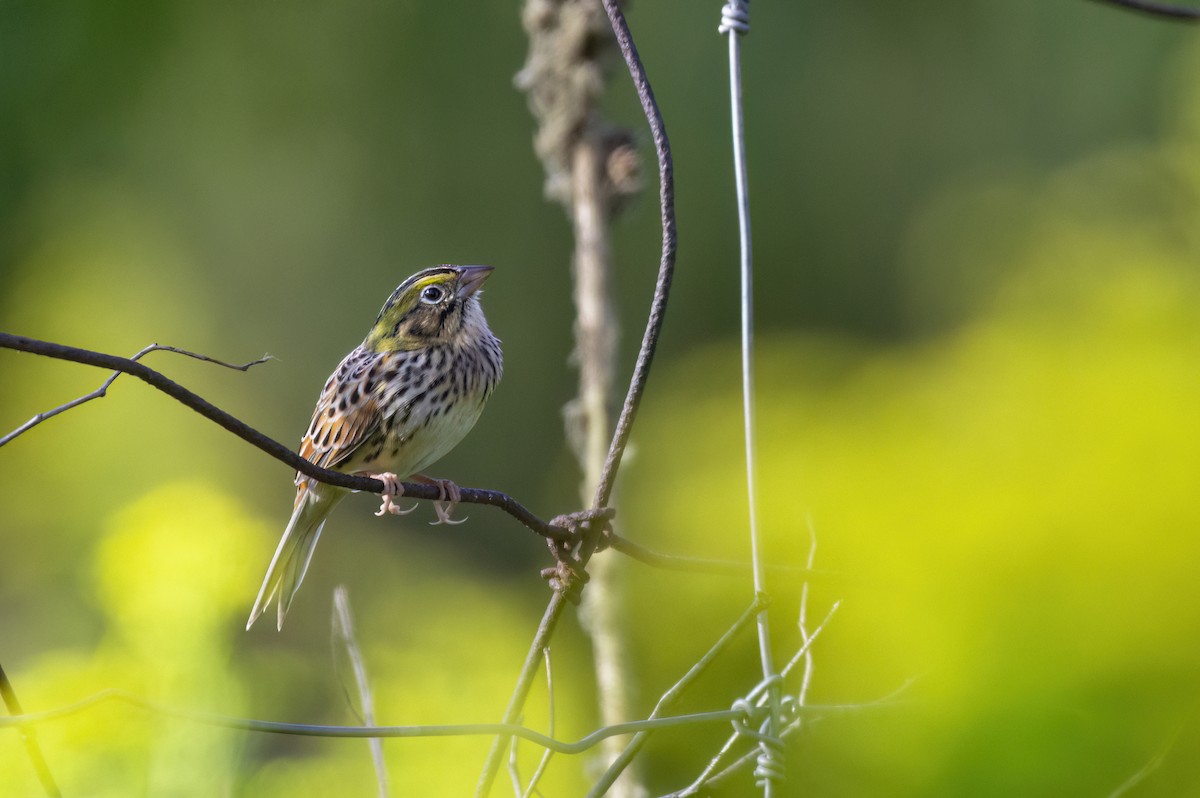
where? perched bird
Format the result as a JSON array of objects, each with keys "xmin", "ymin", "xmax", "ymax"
[{"xmin": 247, "ymin": 265, "xmax": 502, "ymax": 630}]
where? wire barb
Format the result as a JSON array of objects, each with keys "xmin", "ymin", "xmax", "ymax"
[{"xmin": 718, "ymin": 0, "xmax": 751, "ymax": 35}]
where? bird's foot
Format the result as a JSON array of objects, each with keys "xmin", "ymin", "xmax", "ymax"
[
  {"xmin": 368, "ymin": 472, "xmax": 418, "ymax": 517},
  {"xmin": 411, "ymin": 475, "xmax": 467, "ymax": 525}
]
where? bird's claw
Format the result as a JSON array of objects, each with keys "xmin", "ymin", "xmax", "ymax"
[
  {"xmin": 371, "ymin": 472, "xmax": 418, "ymax": 517},
  {"xmin": 428, "ymin": 479, "xmax": 467, "ymax": 526}
]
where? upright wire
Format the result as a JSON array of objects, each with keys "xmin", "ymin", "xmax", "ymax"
[{"xmin": 720, "ymin": 2, "xmax": 785, "ymax": 795}]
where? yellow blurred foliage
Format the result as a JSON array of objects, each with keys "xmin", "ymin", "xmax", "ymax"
[
  {"xmin": 3, "ymin": 482, "xmax": 267, "ymax": 795},
  {"xmin": 95, "ymin": 481, "xmax": 267, "ymax": 647},
  {"xmin": 623, "ymin": 163, "xmax": 1200, "ymax": 795},
  {"xmin": 1, "ymin": 479, "xmax": 601, "ymax": 796}
]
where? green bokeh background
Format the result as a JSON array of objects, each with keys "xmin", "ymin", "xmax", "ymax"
[{"xmin": 3, "ymin": 1, "xmax": 1200, "ymax": 795}]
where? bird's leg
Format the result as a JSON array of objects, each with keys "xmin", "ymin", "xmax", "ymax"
[
  {"xmin": 410, "ymin": 474, "xmax": 467, "ymax": 526},
  {"xmin": 364, "ymin": 471, "xmax": 418, "ymax": 517}
]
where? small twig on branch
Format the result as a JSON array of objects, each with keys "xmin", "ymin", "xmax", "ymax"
[
  {"xmin": 0, "ymin": 343, "xmax": 272, "ymax": 448},
  {"xmin": 1087, "ymin": 0, "xmax": 1200, "ymax": 20},
  {"xmin": 476, "ymin": 0, "xmax": 678, "ymax": 792},
  {"xmin": 792, "ymin": 521, "xmax": 821, "ymax": 709},
  {"xmin": 332, "ymin": 587, "xmax": 388, "ymax": 798},
  {"xmin": 0, "ymin": 661, "xmax": 61, "ymax": 798},
  {"xmin": 781, "ymin": 602, "xmax": 840, "ymax": 683},
  {"xmin": 0, "ymin": 333, "xmax": 571, "ymax": 543}
]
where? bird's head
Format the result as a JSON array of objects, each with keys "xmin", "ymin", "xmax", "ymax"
[{"xmin": 364, "ymin": 265, "xmax": 494, "ymax": 352}]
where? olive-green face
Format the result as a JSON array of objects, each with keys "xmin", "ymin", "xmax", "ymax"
[{"xmin": 365, "ymin": 265, "xmax": 491, "ymax": 351}]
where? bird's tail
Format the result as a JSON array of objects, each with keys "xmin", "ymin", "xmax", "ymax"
[{"xmin": 246, "ymin": 484, "xmax": 345, "ymax": 631}]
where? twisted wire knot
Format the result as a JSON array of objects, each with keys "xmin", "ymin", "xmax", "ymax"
[
  {"xmin": 718, "ymin": 0, "xmax": 750, "ymax": 35},
  {"xmin": 752, "ymin": 738, "xmax": 786, "ymax": 789},
  {"xmin": 729, "ymin": 674, "xmax": 787, "ymax": 788},
  {"xmin": 539, "ymin": 508, "xmax": 613, "ymax": 604}
]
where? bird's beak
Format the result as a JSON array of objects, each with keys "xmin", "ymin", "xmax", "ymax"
[{"xmin": 456, "ymin": 265, "xmax": 494, "ymax": 298}]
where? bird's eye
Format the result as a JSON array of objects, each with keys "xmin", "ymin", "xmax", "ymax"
[{"xmin": 420, "ymin": 285, "xmax": 445, "ymax": 304}]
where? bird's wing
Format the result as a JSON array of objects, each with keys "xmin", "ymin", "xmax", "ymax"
[{"xmin": 295, "ymin": 349, "xmax": 383, "ymax": 499}]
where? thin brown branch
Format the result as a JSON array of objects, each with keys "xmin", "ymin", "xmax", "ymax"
[
  {"xmin": 475, "ymin": 1, "xmax": 678, "ymax": 793},
  {"xmin": 0, "ymin": 343, "xmax": 272, "ymax": 447},
  {"xmin": 1087, "ymin": 0, "xmax": 1200, "ymax": 19},
  {"xmin": 592, "ymin": 0, "xmax": 676, "ymax": 511},
  {"xmin": 0, "ymin": 332, "xmax": 571, "ymax": 543},
  {"xmin": 0, "ymin": 662, "xmax": 61, "ymax": 798},
  {"xmin": 518, "ymin": 0, "xmax": 644, "ymax": 788}
]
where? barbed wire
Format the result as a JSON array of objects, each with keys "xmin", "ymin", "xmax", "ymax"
[{"xmin": 715, "ymin": 1, "xmax": 791, "ymax": 795}]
